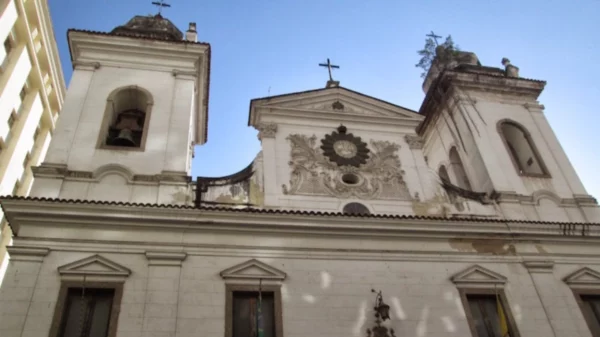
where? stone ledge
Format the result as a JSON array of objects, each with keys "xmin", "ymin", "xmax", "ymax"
[
  {"xmin": 7, "ymin": 246, "xmax": 50, "ymax": 262},
  {"xmin": 145, "ymin": 251, "xmax": 187, "ymax": 266}
]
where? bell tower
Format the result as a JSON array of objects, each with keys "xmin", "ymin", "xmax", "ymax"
[
  {"xmin": 418, "ymin": 47, "xmax": 599, "ymax": 222},
  {"xmin": 29, "ymin": 13, "xmax": 211, "ymax": 205}
]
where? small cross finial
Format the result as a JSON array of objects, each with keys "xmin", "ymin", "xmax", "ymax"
[
  {"xmin": 426, "ymin": 31, "xmax": 443, "ymax": 46},
  {"xmin": 151, "ymin": 0, "xmax": 171, "ymax": 15},
  {"xmin": 319, "ymin": 58, "xmax": 340, "ymax": 82}
]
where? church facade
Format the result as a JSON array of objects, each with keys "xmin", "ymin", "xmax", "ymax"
[{"xmin": 1, "ymin": 12, "xmax": 600, "ymax": 337}]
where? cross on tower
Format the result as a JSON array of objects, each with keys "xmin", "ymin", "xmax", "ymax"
[
  {"xmin": 426, "ymin": 31, "xmax": 442, "ymax": 46},
  {"xmin": 151, "ymin": 0, "xmax": 171, "ymax": 15},
  {"xmin": 319, "ymin": 58, "xmax": 340, "ymax": 82}
]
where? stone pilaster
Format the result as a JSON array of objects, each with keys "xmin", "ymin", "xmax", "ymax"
[
  {"xmin": 0, "ymin": 246, "xmax": 49, "ymax": 337},
  {"xmin": 523, "ymin": 260, "xmax": 578, "ymax": 337},
  {"xmin": 142, "ymin": 251, "xmax": 187, "ymax": 337},
  {"xmin": 257, "ymin": 123, "xmax": 278, "ymax": 206}
]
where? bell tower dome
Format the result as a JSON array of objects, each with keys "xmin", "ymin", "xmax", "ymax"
[{"xmin": 29, "ymin": 13, "xmax": 211, "ymax": 205}]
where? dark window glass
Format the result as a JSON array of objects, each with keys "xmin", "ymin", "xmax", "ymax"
[
  {"xmin": 4, "ymin": 37, "xmax": 12, "ymax": 55},
  {"xmin": 233, "ymin": 291, "xmax": 275, "ymax": 337},
  {"xmin": 59, "ymin": 288, "xmax": 114, "ymax": 337},
  {"xmin": 582, "ymin": 295, "xmax": 600, "ymax": 328},
  {"xmin": 343, "ymin": 202, "xmax": 370, "ymax": 215},
  {"xmin": 466, "ymin": 294, "xmax": 512, "ymax": 337}
]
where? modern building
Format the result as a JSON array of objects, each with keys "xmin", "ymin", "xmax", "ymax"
[
  {"xmin": 0, "ymin": 0, "xmax": 66, "ymax": 283},
  {"xmin": 2, "ymin": 8, "xmax": 600, "ymax": 337}
]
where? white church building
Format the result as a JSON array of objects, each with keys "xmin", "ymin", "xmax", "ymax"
[{"xmin": 1, "ymin": 11, "xmax": 600, "ymax": 337}]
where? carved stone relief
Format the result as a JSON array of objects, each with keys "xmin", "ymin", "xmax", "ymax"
[
  {"xmin": 257, "ymin": 123, "xmax": 278, "ymax": 140},
  {"xmin": 282, "ymin": 134, "xmax": 411, "ymax": 200},
  {"xmin": 404, "ymin": 134, "xmax": 424, "ymax": 150}
]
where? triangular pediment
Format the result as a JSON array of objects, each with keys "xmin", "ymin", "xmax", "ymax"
[
  {"xmin": 564, "ymin": 267, "xmax": 600, "ymax": 286},
  {"xmin": 450, "ymin": 265, "xmax": 507, "ymax": 286},
  {"xmin": 58, "ymin": 254, "xmax": 131, "ymax": 277},
  {"xmin": 249, "ymin": 86, "xmax": 423, "ymax": 122},
  {"xmin": 220, "ymin": 259, "xmax": 287, "ymax": 281}
]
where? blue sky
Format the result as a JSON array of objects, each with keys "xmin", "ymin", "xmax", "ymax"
[{"xmin": 49, "ymin": 0, "xmax": 600, "ymax": 199}]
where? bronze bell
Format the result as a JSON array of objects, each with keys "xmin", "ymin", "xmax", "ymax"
[
  {"xmin": 112, "ymin": 128, "xmax": 136, "ymax": 147},
  {"xmin": 110, "ymin": 109, "xmax": 144, "ymax": 147}
]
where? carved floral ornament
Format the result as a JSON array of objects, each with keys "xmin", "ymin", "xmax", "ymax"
[
  {"xmin": 404, "ymin": 134, "xmax": 424, "ymax": 150},
  {"xmin": 283, "ymin": 128, "xmax": 411, "ymax": 200}
]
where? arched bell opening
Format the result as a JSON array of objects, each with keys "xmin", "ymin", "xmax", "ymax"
[{"xmin": 100, "ymin": 86, "xmax": 153, "ymax": 150}]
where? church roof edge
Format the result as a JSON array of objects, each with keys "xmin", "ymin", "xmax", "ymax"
[{"xmin": 1, "ymin": 195, "xmax": 599, "ymax": 227}]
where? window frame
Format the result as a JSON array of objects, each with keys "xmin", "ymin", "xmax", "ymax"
[
  {"xmin": 458, "ymin": 288, "xmax": 521, "ymax": 337},
  {"xmin": 225, "ymin": 284, "xmax": 283, "ymax": 337},
  {"xmin": 48, "ymin": 281, "xmax": 124, "ymax": 337},
  {"xmin": 572, "ymin": 289, "xmax": 600, "ymax": 337},
  {"xmin": 497, "ymin": 119, "xmax": 550, "ymax": 178}
]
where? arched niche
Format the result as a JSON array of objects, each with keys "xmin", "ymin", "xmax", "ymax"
[
  {"xmin": 98, "ymin": 85, "xmax": 154, "ymax": 150},
  {"xmin": 497, "ymin": 120, "xmax": 549, "ymax": 177}
]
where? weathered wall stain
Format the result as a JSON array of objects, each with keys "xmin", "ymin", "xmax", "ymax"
[
  {"xmin": 411, "ymin": 194, "xmax": 451, "ymax": 216},
  {"xmin": 449, "ymin": 238, "xmax": 516, "ymax": 255}
]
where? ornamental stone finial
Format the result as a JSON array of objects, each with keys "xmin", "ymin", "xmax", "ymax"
[{"xmin": 502, "ymin": 57, "xmax": 519, "ymax": 77}]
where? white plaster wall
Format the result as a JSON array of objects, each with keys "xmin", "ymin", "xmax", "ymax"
[
  {"xmin": 65, "ymin": 67, "xmax": 191, "ymax": 174},
  {"xmin": 0, "ymin": 44, "xmax": 31, "ymax": 141},
  {"xmin": 0, "ymin": 0, "xmax": 17, "ymax": 64},
  {"xmin": 5, "ymin": 248, "xmax": 600, "ymax": 337},
  {"xmin": 0, "ymin": 92, "xmax": 41, "ymax": 196},
  {"xmin": 470, "ymin": 98, "xmax": 576, "ymax": 198}
]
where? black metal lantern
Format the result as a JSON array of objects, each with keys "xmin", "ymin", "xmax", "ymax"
[
  {"xmin": 367, "ymin": 289, "xmax": 395, "ymax": 337},
  {"xmin": 372, "ymin": 289, "xmax": 391, "ymax": 321}
]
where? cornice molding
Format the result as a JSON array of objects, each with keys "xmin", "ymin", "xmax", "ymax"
[
  {"xmin": 7, "ymin": 246, "xmax": 50, "ymax": 262},
  {"xmin": 3, "ymin": 199, "xmax": 600, "ymax": 243},
  {"xmin": 523, "ymin": 260, "xmax": 555, "ymax": 273},
  {"xmin": 69, "ymin": 31, "xmax": 209, "ymax": 73},
  {"xmin": 255, "ymin": 107, "xmax": 422, "ymax": 130},
  {"xmin": 145, "ymin": 251, "xmax": 187, "ymax": 266},
  {"xmin": 32, "ymin": 164, "xmax": 191, "ymax": 185}
]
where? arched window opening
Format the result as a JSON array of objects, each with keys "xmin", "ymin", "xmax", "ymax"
[
  {"xmin": 342, "ymin": 202, "xmax": 370, "ymax": 215},
  {"xmin": 499, "ymin": 121, "xmax": 547, "ymax": 176},
  {"xmin": 449, "ymin": 147, "xmax": 472, "ymax": 190},
  {"xmin": 103, "ymin": 87, "xmax": 151, "ymax": 149},
  {"xmin": 438, "ymin": 165, "xmax": 456, "ymax": 203}
]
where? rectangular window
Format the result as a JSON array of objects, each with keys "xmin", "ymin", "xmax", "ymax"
[
  {"xmin": 225, "ymin": 285, "xmax": 283, "ymax": 337},
  {"xmin": 19, "ymin": 85, "xmax": 27, "ymax": 101},
  {"xmin": 574, "ymin": 292, "xmax": 600, "ymax": 336},
  {"xmin": 459, "ymin": 289, "xmax": 520, "ymax": 337},
  {"xmin": 8, "ymin": 111, "xmax": 16, "ymax": 127},
  {"xmin": 467, "ymin": 294, "xmax": 512, "ymax": 337},
  {"xmin": 3, "ymin": 37, "xmax": 13, "ymax": 56},
  {"xmin": 233, "ymin": 292, "xmax": 275, "ymax": 337},
  {"xmin": 23, "ymin": 153, "xmax": 30, "ymax": 168},
  {"xmin": 58, "ymin": 288, "xmax": 115, "ymax": 337}
]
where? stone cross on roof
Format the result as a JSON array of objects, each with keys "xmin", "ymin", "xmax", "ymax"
[{"xmin": 151, "ymin": 0, "xmax": 171, "ymax": 15}]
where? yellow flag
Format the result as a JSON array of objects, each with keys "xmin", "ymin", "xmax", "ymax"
[{"xmin": 497, "ymin": 297, "xmax": 510, "ymax": 337}]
